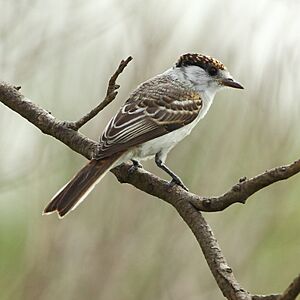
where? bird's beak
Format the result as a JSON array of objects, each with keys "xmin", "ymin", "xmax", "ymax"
[{"xmin": 220, "ymin": 78, "xmax": 244, "ymax": 89}]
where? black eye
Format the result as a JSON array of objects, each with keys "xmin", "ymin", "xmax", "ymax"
[{"xmin": 208, "ymin": 66, "xmax": 218, "ymax": 76}]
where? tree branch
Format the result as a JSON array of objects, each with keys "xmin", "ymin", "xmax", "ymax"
[
  {"xmin": 189, "ymin": 159, "xmax": 300, "ymax": 212},
  {"xmin": 1, "ymin": 57, "xmax": 299, "ymax": 299},
  {"xmin": 67, "ymin": 56, "xmax": 133, "ymax": 130},
  {"xmin": 0, "ymin": 82, "xmax": 97, "ymax": 158},
  {"xmin": 280, "ymin": 273, "xmax": 300, "ymax": 300}
]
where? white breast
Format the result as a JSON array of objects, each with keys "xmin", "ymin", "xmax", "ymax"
[{"xmin": 120, "ymin": 90, "xmax": 215, "ymax": 163}]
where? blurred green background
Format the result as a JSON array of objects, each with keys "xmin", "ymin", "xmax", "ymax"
[{"xmin": 1, "ymin": 0, "xmax": 300, "ymax": 299}]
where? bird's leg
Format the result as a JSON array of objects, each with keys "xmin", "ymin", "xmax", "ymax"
[
  {"xmin": 132, "ymin": 159, "xmax": 143, "ymax": 168},
  {"xmin": 155, "ymin": 153, "xmax": 189, "ymax": 191},
  {"xmin": 128, "ymin": 159, "xmax": 143, "ymax": 174}
]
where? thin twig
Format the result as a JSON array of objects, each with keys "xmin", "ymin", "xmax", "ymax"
[
  {"xmin": 252, "ymin": 274, "xmax": 300, "ymax": 300},
  {"xmin": 189, "ymin": 159, "xmax": 300, "ymax": 212},
  {"xmin": 68, "ymin": 56, "xmax": 133, "ymax": 131}
]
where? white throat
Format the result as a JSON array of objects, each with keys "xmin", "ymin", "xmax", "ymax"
[
  {"xmin": 163, "ymin": 66, "xmax": 217, "ymax": 111},
  {"xmin": 163, "ymin": 67, "xmax": 218, "ymax": 96}
]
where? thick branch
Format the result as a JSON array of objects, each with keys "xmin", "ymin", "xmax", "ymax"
[
  {"xmin": 280, "ymin": 273, "xmax": 300, "ymax": 300},
  {"xmin": 1, "ymin": 64, "xmax": 300, "ymax": 299},
  {"xmin": 252, "ymin": 295, "xmax": 280, "ymax": 300},
  {"xmin": 111, "ymin": 159, "xmax": 300, "ymax": 214},
  {"xmin": 172, "ymin": 194, "xmax": 251, "ymax": 298},
  {"xmin": 112, "ymin": 165, "xmax": 300, "ymax": 299},
  {"xmin": 0, "ymin": 82, "xmax": 97, "ymax": 159}
]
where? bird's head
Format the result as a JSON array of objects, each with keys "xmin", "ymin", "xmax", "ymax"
[{"xmin": 174, "ymin": 53, "xmax": 243, "ymax": 93}]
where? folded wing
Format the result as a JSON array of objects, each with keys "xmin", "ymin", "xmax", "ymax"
[{"xmin": 97, "ymin": 75, "xmax": 203, "ymax": 158}]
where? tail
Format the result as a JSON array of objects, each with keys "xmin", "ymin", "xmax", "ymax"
[{"xmin": 43, "ymin": 153, "xmax": 123, "ymax": 218}]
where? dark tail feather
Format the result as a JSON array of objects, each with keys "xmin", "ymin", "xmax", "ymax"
[{"xmin": 43, "ymin": 153, "xmax": 123, "ymax": 218}]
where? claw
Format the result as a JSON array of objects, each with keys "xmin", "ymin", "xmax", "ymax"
[
  {"xmin": 169, "ymin": 178, "xmax": 189, "ymax": 191},
  {"xmin": 132, "ymin": 160, "xmax": 143, "ymax": 169},
  {"xmin": 128, "ymin": 160, "xmax": 143, "ymax": 174}
]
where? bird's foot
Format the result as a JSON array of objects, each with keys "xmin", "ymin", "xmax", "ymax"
[
  {"xmin": 128, "ymin": 160, "xmax": 143, "ymax": 174},
  {"xmin": 169, "ymin": 177, "xmax": 189, "ymax": 191}
]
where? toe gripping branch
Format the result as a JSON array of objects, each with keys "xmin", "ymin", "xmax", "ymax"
[{"xmin": 155, "ymin": 153, "xmax": 189, "ymax": 191}]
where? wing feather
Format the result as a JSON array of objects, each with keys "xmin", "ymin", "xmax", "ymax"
[{"xmin": 97, "ymin": 75, "xmax": 202, "ymax": 158}]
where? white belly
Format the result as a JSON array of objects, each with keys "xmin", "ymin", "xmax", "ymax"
[
  {"xmin": 134, "ymin": 117, "xmax": 199, "ymax": 159},
  {"xmin": 120, "ymin": 92, "xmax": 215, "ymax": 163}
]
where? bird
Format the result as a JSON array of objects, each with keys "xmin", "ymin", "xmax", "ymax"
[{"xmin": 43, "ymin": 53, "xmax": 243, "ymax": 218}]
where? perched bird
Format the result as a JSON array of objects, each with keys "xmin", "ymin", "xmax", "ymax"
[{"xmin": 44, "ymin": 53, "xmax": 243, "ymax": 218}]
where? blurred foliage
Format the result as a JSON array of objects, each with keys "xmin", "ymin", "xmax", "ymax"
[{"xmin": 0, "ymin": 0, "xmax": 300, "ymax": 299}]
